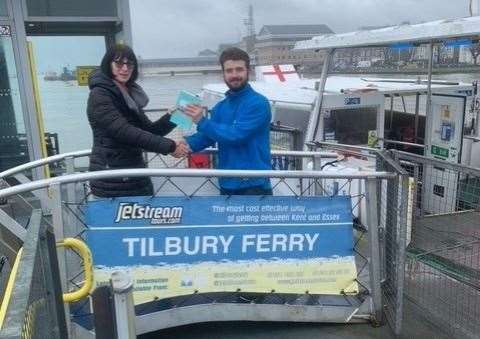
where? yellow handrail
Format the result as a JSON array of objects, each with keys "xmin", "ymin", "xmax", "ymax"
[
  {"xmin": 57, "ymin": 238, "xmax": 94, "ymax": 303},
  {"xmin": 0, "ymin": 248, "xmax": 23, "ymax": 329}
]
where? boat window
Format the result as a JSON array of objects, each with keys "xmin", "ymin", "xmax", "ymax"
[{"xmin": 324, "ymin": 108, "xmax": 377, "ymax": 145}]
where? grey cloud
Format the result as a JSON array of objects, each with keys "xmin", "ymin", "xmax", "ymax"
[{"xmin": 129, "ymin": 0, "xmax": 468, "ymax": 58}]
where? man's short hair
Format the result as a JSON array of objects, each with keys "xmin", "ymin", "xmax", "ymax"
[{"xmin": 219, "ymin": 47, "xmax": 250, "ymax": 70}]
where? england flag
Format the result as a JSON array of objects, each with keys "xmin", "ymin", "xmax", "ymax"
[{"xmin": 255, "ymin": 64, "xmax": 300, "ymax": 83}]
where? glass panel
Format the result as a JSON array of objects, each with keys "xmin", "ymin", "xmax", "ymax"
[
  {"xmin": 0, "ymin": 25, "xmax": 30, "ymax": 171},
  {"xmin": 26, "ymin": 0, "xmax": 117, "ymax": 17},
  {"xmin": 0, "ymin": 1, "xmax": 7, "ymax": 17},
  {"xmin": 28, "ymin": 36, "xmax": 105, "ymax": 170},
  {"xmin": 324, "ymin": 108, "xmax": 377, "ymax": 145}
]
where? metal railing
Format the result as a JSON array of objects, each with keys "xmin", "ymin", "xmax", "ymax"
[
  {"xmin": 0, "ymin": 146, "xmax": 335, "ymax": 181},
  {"xmin": 375, "ymin": 150, "xmax": 409, "ymax": 335},
  {"xmin": 390, "ymin": 150, "xmax": 480, "ymax": 339},
  {"xmin": 0, "ymin": 144, "xmax": 412, "ymax": 337},
  {"xmin": 3, "ymin": 138, "xmax": 478, "ymax": 337},
  {"xmin": 379, "ymin": 138, "xmax": 427, "ymax": 151},
  {"xmin": 0, "ymin": 210, "xmax": 67, "ymax": 339},
  {"xmin": 0, "ymin": 149, "xmax": 91, "ymax": 180},
  {"xmin": 312, "ymin": 141, "xmax": 409, "ymax": 335}
]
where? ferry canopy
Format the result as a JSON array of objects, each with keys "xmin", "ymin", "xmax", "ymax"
[
  {"xmin": 202, "ymin": 77, "xmax": 472, "ymax": 108},
  {"xmin": 294, "ymin": 16, "xmax": 480, "ymax": 50}
]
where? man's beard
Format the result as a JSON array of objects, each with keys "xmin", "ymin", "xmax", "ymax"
[{"xmin": 224, "ymin": 75, "xmax": 249, "ymax": 91}]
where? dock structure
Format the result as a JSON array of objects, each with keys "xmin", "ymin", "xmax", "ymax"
[{"xmin": 139, "ymin": 56, "xmax": 222, "ymax": 76}]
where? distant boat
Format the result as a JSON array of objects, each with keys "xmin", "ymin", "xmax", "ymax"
[
  {"xmin": 59, "ymin": 67, "xmax": 76, "ymax": 81},
  {"xmin": 43, "ymin": 71, "xmax": 58, "ymax": 81},
  {"xmin": 44, "ymin": 67, "xmax": 76, "ymax": 81}
]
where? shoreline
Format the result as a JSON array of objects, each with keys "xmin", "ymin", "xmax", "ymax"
[{"xmin": 323, "ymin": 66, "xmax": 480, "ymax": 76}]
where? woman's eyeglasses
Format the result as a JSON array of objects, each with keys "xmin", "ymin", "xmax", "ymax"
[{"xmin": 113, "ymin": 60, "xmax": 135, "ymax": 70}]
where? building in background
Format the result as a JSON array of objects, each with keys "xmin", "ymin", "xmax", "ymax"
[
  {"xmin": 198, "ymin": 49, "xmax": 217, "ymax": 57},
  {"xmin": 138, "ymin": 56, "xmax": 220, "ymax": 76},
  {"xmin": 254, "ymin": 24, "xmax": 334, "ymax": 68}
]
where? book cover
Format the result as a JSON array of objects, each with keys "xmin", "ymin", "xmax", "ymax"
[{"xmin": 170, "ymin": 90, "xmax": 202, "ymax": 130}]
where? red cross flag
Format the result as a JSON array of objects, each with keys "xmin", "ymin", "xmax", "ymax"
[{"xmin": 255, "ymin": 64, "xmax": 300, "ymax": 83}]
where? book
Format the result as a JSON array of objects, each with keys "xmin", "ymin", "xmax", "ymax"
[{"xmin": 170, "ymin": 90, "xmax": 202, "ymax": 130}]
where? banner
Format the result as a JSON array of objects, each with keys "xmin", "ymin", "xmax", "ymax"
[{"xmin": 85, "ymin": 196, "xmax": 358, "ymax": 304}]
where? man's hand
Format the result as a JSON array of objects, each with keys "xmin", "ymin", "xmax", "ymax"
[
  {"xmin": 172, "ymin": 140, "xmax": 191, "ymax": 158},
  {"xmin": 184, "ymin": 104, "xmax": 205, "ymax": 124}
]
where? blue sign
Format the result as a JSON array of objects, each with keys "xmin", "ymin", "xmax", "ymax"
[
  {"xmin": 85, "ymin": 195, "xmax": 358, "ymax": 301},
  {"xmin": 345, "ymin": 97, "xmax": 361, "ymax": 105},
  {"xmin": 85, "ymin": 196, "xmax": 354, "ymax": 267},
  {"xmin": 457, "ymin": 89, "xmax": 473, "ymax": 96}
]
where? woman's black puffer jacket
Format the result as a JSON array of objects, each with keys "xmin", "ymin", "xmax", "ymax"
[{"xmin": 86, "ymin": 70, "xmax": 176, "ymax": 197}]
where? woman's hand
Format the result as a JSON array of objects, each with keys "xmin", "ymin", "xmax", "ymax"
[
  {"xmin": 172, "ymin": 140, "xmax": 191, "ymax": 158},
  {"xmin": 167, "ymin": 106, "xmax": 178, "ymax": 115}
]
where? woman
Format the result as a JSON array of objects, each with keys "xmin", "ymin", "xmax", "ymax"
[{"xmin": 87, "ymin": 44, "xmax": 187, "ymax": 197}]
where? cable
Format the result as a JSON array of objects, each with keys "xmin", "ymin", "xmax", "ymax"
[{"xmin": 320, "ymin": 159, "xmax": 340, "ymax": 170}]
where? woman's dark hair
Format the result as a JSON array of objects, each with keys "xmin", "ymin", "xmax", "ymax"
[
  {"xmin": 100, "ymin": 44, "xmax": 139, "ymax": 84},
  {"xmin": 219, "ymin": 47, "xmax": 250, "ymax": 70}
]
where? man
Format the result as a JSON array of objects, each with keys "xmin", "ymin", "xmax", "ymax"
[{"xmin": 183, "ymin": 47, "xmax": 272, "ymax": 195}]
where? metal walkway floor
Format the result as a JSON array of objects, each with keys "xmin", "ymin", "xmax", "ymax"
[{"xmin": 139, "ymin": 299, "xmax": 451, "ymax": 339}]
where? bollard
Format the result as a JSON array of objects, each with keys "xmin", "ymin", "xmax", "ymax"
[{"xmin": 111, "ymin": 270, "xmax": 136, "ymax": 339}]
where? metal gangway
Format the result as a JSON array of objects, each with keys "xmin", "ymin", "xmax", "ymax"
[{"xmin": 0, "ymin": 146, "xmax": 409, "ymax": 338}]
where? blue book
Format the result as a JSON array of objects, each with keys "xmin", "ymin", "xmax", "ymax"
[{"xmin": 170, "ymin": 90, "xmax": 202, "ymax": 130}]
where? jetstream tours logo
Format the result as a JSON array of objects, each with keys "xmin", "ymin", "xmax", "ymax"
[{"xmin": 115, "ymin": 203, "xmax": 183, "ymax": 224}]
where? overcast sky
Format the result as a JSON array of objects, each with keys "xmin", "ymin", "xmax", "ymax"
[
  {"xmin": 28, "ymin": 0, "xmax": 472, "ymax": 73},
  {"xmin": 129, "ymin": 0, "xmax": 470, "ymax": 59}
]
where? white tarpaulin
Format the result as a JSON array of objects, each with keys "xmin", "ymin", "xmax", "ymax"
[
  {"xmin": 294, "ymin": 16, "xmax": 480, "ymax": 50},
  {"xmin": 202, "ymin": 77, "xmax": 472, "ymax": 108}
]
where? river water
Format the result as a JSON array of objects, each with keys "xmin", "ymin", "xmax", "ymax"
[{"xmin": 37, "ymin": 72, "xmax": 478, "ymax": 155}]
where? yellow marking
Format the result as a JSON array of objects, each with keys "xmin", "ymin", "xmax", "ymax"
[
  {"xmin": 27, "ymin": 42, "xmax": 50, "ymax": 178},
  {"xmin": 0, "ymin": 248, "xmax": 23, "ymax": 328}
]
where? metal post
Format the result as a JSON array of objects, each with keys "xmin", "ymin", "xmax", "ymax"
[
  {"xmin": 51, "ymin": 184, "xmax": 66, "ymax": 285},
  {"xmin": 414, "ymin": 93, "xmax": 420, "ymax": 144},
  {"xmin": 401, "ymin": 96, "xmax": 407, "ymax": 113},
  {"xmin": 389, "ymin": 95, "xmax": 394, "ymax": 130},
  {"xmin": 424, "ymin": 41, "xmax": 434, "ymax": 155},
  {"xmin": 271, "ymin": 102, "xmax": 277, "ymax": 121},
  {"xmin": 393, "ymin": 175, "xmax": 408, "ymax": 335},
  {"xmin": 40, "ymin": 221, "xmax": 69, "ymax": 339},
  {"xmin": 64, "ymin": 156, "xmax": 84, "ymax": 302},
  {"xmin": 10, "ymin": 0, "xmax": 45, "ymax": 181},
  {"xmin": 65, "ymin": 156, "xmax": 75, "ymax": 175},
  {"xmin": 365, "ymin": 178, "xmax": 383, "ymax": 324},
  {"xmin": 117, "ymin": 0, "xmax": 133, "ymax": 46},
  {"xmin": 304, "ymin": 48, "xmax": 334, "ymax": 148},
  {"xmin": 419, "ymin": 42, "xmax": 435, "ymax": 218},
  {"xmin": 413, "ymin": 164, "xmax": 420, "ymax": 219},
  {"xmin": 111, "ymin": 271, "xmax": 136, "ymax": 339},
  {"xmin": 65, "ymin": 156, "xmax": 77, "ymax": 237},
  {"xmin": 312, "ymin": 154, "xmax": 323, "ymax": 196},
  {"xmin": 92, "ymin": 286, "xmax": 117, "ymax": 339},
  {"xmin": 50, "ymin": 183, "xmax": 71, "ymax": 336}
]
